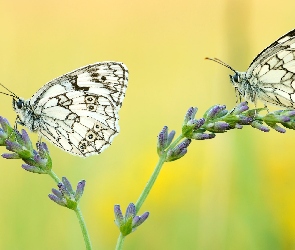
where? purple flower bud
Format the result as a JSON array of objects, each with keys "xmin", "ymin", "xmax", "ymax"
[
  {"xmin": 58, "ymin": 183, "xmax": 71, "ymax": 198},
  {"xmin": 132, "ymin": 212, "xmax": 149, "ymax": 228},
  {"xmin": 33, "ymin": 153, "xmax": 47, "ymax": 167},
  {"xmin": 283, "ymin": 110, "xmax": 295, "ymax": 117},
  {"xmin": 191, "ymin": 133, "xmax": 215, "ymax": 140},
  {"xmin": 184, "ymin": 107, "xmax": 198, "ymax": 123},
  {"xmin": 2, "ymin": 153, "xmax": 20, "ymax": 159},
  {"xmin": 231, "ymin": 102, "xmax": 249, "ymax": 114},
  {"xmin": 237, "ymin": 116, "xmax": 253, "ymax": 125},
  {"xmin": 206, "ymin": 121, "xmax": 230, "ymax": 132},
  {"xmin": 75, "ymin": 180, "xmax": 86, "ymax": 201},
  {"xmin": 37, "ymin": 142, "xmax": 50, "ymax": 159},
  {"xmin": 62, "ymin": 177, "xmax": 74, "ymax": 194},
  {"xmin": 125, "ymin": 203, "xmax": 136, "ymax": 220},
  {"xmin": 22, "ymin": 164, "xmax": 44, "ymax": 174},
  {"xmin": 194, "ymin": 118, "xmax": 205, "ymax": 129},
  {"xmin": 48, "ymin": 194, "xmax": 67, "ymax": 207},
  {"xmin": 271, "ymin": 124, "xmax": 286, "ymax": 133},
  {"xmin": 0, "ymin": 117, "xmax": 11, "ymax": 133},
  {"xmin": 49, "ymin": 179, "xmax": 84, "ymax": 209},
  {"xmin": 166, "ymin": 139, "xmax": 191, "ymax": 162},
  {"xmin": 21, "ymin": 129, "xmax": 32, "ymax": 150},
  {"xmin": 167, "ymin": 130, "xmax": 175, "ymax": 146},
  {"xmin": 186, "ymin": 118, "xmax": 205, "ymax": 130},
  {"xmin": 275, "ymin": 115, "xmax": 290, "ymax": 123},
  {"xmin": 114, "ymin": 203, "xmax": 150, "ymax": 236},
  {"xmin": 114, "ymin": 205, "xmax": 124, "ymax": 227},
  {"xmin": 251, "ymin": 121, "xmax": 270, "ymax": 132},
  {"xmin": 157, "ymin": 126, "xmax": 168, "ymax": 154},
  {"xmin": 52, "ymin": 188, "xmax": 63, "ymax": 199},
  {"xmin": 0, "ymin": 129, "xmax": 8, "ymax": 142},
  {"xmin": 6, "ymin": 140, "xmax": 23, "ymax": 152},
  {"xmin": 205, "ymin": 105, "xmax": 226, "ymax": 119}
]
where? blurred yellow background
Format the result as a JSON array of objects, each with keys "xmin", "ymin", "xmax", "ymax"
[{"xmin": 1, "ymin": 0, "xmax": 295, "ymax": 249}]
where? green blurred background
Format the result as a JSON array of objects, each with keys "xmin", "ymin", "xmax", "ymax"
[{"xmin": 1, "ymin": 0, "xmax": 295, "ymax": 249}]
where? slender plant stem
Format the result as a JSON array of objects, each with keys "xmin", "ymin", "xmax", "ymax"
[
  {"xmin": 115, "ymin": 233, "xmax": 125, "ymax": 250},
  {"xmin": 75, "ymin": 206, "xmax": 92, "ymax": 250},
  {"xmin": 48, "ymin": 170, "xmax": 92, "ymax": 249},
  {"xmin": 135, "ymin": 134, "xmax": 184, "ymax": 212},
  {"xmin": 115, "ymin": 134, "xmax": 184, "ymax": 249},
  {"xmin": 48, "ymin": 170, "xmax": 61, "ymax": 184}
]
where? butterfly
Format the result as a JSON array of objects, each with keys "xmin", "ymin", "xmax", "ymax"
[
  {"xmin": 206, "ymin": 29, "xmax": 295, "ymax": 109},
  {"xmin": 1, "ymin": 62, "xmax": 128, "ymax": 157}
]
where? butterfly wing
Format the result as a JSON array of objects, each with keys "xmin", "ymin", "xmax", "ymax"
[
  {"xmin": 246, "ymin": 29, "xmax": 295, "ymax": 107},
  {"xmin": 30, "ymin": 62, "xmax": 128, "ymax": 157}
]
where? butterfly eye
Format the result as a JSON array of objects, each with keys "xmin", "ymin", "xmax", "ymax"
[
  {"xmin": 232, "ymin": 73, "xmax": 240, "ymax": 83},
  {"xmin": 16, "ymin": 99, "xmax": 24, "ymax": 109}
]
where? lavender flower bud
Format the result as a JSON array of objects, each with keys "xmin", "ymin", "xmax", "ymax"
[
  {"xmin": 48, "ymin": 194, "xmax": 67, "ymax": 207},
  {"xmin": 62, "ymin": 177, "xmax": 74, "ymax": 194},
  {"xmin": 0, "ymin": 129, "xmax": 8, "ymax": 145},
  {"xmin": 251, "ymin": 121, "xmax": 270, "ymax": 132},
  {"xmin": 270, "ymin": 124, "xmax": 286, "ymax": 133},
  {"xmin": 125, "ymin": 203, "xmax": 136, "ymax": 220},
  {"xmin": 2, "ymin": 153, "xmax": 20, "ymax": 159},
  {"xmin": 231, "ymin": 102, "xmax": 249, "ymax": 114},
  {"xmin": 49, "ymin": 178, "xmax": 85, "ymax": 210},
  {"xmin": 157, "ymin": 126, "xmax": 176, "ymax": 155},
  {"xmin": 114, "ymin": 205, "xmax": 124, "ymax": 227},
  {"xmin": 75, "ymin": 180, "xmax": 86, "ymax": 202},
  {"xmin": 0, "ymin": 117, "xmax": 12, "ymax": 134},
  {"xmin": 114, "ymin": 203, "xmax": 150, "ymax": 236},
  {"xmin": 183, "ymin": 107, "xmax": 198, "ymax": 124},
  {"xmin": 206, "ymin": 121, "xmax": 230, "ymax": 133},
  {"xmin": 52, "ymin": 188, "xmax": 63, "ymax": 199},
  {"xmin": 22, "ymin": 163, "xmax": 46, "ymax": 174},
  {"xmin": 204, "ymin": 105, "xmax": 226, "ymax": 120},
  {"xmin": 191, "ymin": 133, "xmax": 215, "ymax": 140},
  {"xmin": 264, "ymin": 113, "xmax": 290, "ymax": 124},
  {"xmin": 236, "ymin": 115, "xmax": 253, "ymax": 125},
  {"xmin": 132, "ymin": 212, "xmax": 150, "ymax": 228},
  {"xmin": 166, "ymin": 139, "xmax": 191, "ymax": 162},
  {"xmin": 21, "ymin": 129, "xmax": 33, "ymax": 151}
]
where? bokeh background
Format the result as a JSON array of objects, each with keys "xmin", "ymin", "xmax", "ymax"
[{"xmin": 1, "ymin": 1, "xmax": 295, "ymax": 249}]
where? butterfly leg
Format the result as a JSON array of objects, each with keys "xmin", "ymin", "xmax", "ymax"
[
  {"xmin": 14, "ymin": 115, "xmax": 25, "ymax": 130},
  {"xmin": 264, "ymin": 104, "xmax": 270, "ymax": 113},
  {"xmin": 38, "ymin": 134, "xmax": 43, "ymax": 143},
  {"xmin": 234, "ymin": 87, "xmax": 242, "ymax": 104}
]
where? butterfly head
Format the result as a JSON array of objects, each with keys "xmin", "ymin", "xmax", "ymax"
[
  {"xmin": 229, "ymin": 71, "xmax": 243, "ymax": 86},
  {"xmin": 0, "ymin": 83, "xmax": 23, "ymax": 111},
  {"xmin": 12, "ymin": 98, "xmax": 25, "ymax": 112},
  {"xmin": 205, "ymin": 57, "xmax": 245, "ymax": 86}
]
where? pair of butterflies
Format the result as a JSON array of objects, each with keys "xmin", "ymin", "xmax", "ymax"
[{"xmin": 3, "ymin": 29, "xmax": 295, "ymax": 157}]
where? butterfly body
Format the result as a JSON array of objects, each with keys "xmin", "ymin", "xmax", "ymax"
[
  {"xmin": 11, "ymin": 61, "xmax": 128, "ymax": 157},
  {"xmin": 208, "ymin": 29, "xmax": 295, "ymax": 108}
]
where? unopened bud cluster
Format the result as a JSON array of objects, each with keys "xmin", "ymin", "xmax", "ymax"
[
  {"xmin": 157, "ymin": 102, "xmax": 295, "ymax": 163},
  {"xmin": 114, "ymin": 203, "xmax": 149, "ymax": 236},
  {"xmin": 48, "ymin": 177, "xmax": 86, "ymax": 210},
  {"xmin": 0, "ymin": 117, "xmax": 52, "ymax": 173}
]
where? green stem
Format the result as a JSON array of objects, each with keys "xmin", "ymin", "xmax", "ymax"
[
  {"xmin": 48, "ymin": 170, "xmax": 61, "ymax": 184},
  {"xmin": 115, "ymin": 233, "xmax": 125, "ymax": 250},
  {"xmin": 75, "ymin": 206, "xmax": 92, "ymax": 250},
  {"xmin": 48, "ymin": 171, "xmax": 92, "ymax": 249},
  {"xmin": 115, "ymin": 134, "xmax": 184, "ymax": 249},
  {"xmin": 135, "ymin": 134, "xmax": 184, "ymax": 212}
]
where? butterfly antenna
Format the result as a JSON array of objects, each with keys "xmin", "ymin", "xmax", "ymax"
[
  {"xmin": 205, "ymin": 57, "xmax": 238, "ymax": 73},
  {"xmin": 0, "ymin": 83, "xmax": 18, "ymax": 98}
]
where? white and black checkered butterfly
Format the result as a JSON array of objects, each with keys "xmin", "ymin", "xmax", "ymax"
[
  {"xmin": 207, "ymin": 29, "xmax": 295, "ymax": 108},
  {"xmin": 4, "ymin": 62, "xmax": 128, "ymax": 157}
]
